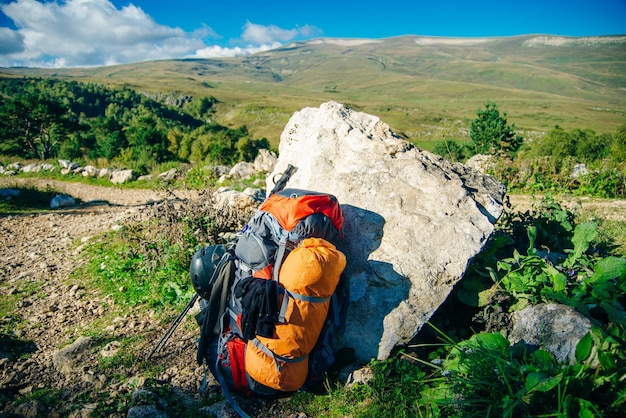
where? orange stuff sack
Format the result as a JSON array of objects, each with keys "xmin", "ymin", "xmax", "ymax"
[{"xmin": 245, "ymin": 237, "xmax": 346, "ymax": 391}]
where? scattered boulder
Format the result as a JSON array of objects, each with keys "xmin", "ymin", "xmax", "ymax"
[
  {"xmin": 242, "ymin": 187, "xmax": 266, "ymax": 203},
  {"xmin": 21, "ymin": 163, "xmax": 41, "ymax": 173},
  {"xmin": 81, "ymin": 165, "xmax": 100, "ymax": 178},
  {"xmin": 199, "ymin": 400, "xmax": 239, "ymax": 418},
  {"xmin": 571, "ymin": 163, "xmax": 589, "ymax": 178},
  {"xmin": 253, "ymin": 149, "xmax": 278, "ymax": 173},
  {"xmin": 98, "ymin": 167, "xmax": 113, "ymax": 178},
  {"xmin": 465, "ymin": 154, "xmax": 497, "ymax": 174},
  {"xmin": 7, "ymin": 162, "xmax": 22, "ymax": 171},
  {"xmin": 8, "ymin": 400, "xmax": 44, "ymax": 417},
  {"xmin": 228, "ymin": 162, "xmax": 256, "ymax": 179},
  {"xmin": 110, "ymin": 169, "xmax": 137, "ymax": 184},
  {"xmin": 267, "ymin": 101, "xmax": 506, "ymax": 361},
  {"xmin": 205, "ymin": 165, "xmax": 232, "ymax": 177},
  {"xmin": 59, "ymin": 160, "xmax": 79, "ymax": 170},
  {"xmin": 52, "ymin": 336, "xmax": 92, "ymax": 376},
  {"xmin": 344, "ymin": 365, "xmax": 375, "ymax": 389},
  {"xmin": 506, "ymin": 303, "xmax": 593, "ymax": 364},
  {"xmin": 126, "ymin": 404, "xmax": 169, "ymax": 418},
  {"xmin": 50, "ymin": 194, "xmax": 76, "ymax": 209},
  {"xmin": 157, "ymin": 168, "xmax": 178, "ymax": 182},
  {"xmin": 214, "ymin": 188, "xmax": 258, "ymax": 212},
  {"xmin": 2, "ymin": 153, "xmax": 274, "ymax": 188}
]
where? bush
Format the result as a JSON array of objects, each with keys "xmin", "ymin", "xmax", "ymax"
[
  {"xmin": 469, "ymin": 102, "xmax": 523, "ymax": 158},
  {"xmin": 433, "ymin": 139, "xmax": 467, "ymax": 162}
]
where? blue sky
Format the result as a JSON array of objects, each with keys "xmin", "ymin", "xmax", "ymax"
[{"xmin": 0, "ymin": 0, "xmax": 624, "ymax": 68}]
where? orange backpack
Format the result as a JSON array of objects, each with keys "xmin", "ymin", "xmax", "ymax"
[{"xmin": 194, "ymin": 188, "xmax": 348, "ymax": 409}]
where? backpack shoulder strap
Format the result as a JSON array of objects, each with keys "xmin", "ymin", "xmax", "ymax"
[{"xmin": 272, "ymin": 230, "xmax": 289, "ymax": 282}]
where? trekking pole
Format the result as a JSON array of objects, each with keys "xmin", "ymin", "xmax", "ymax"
[
  {"xmin": 147, "ymin": 293, "xmax": 199, "ymax": 360},
  {"xmin": 269, "ymin": 164, "xmax": 297, "ymax": 196}
]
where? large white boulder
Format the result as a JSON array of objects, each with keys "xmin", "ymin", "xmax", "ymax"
[{"xmin": 267, "ymin": 102, "xmax": 506, "ymax": 361}]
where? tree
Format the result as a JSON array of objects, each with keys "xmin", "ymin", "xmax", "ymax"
[
  {"xmin": 574, "ymin": 129, "xmax": 610, "ymax": 161},
  {"xmin": 0, "ymin": 91, "xmax": 73, "ymax": 159},
  {"xmin": 237, "ymin": 136, "xmax": 270, "ymax": 162},
  {"xmin": 469, "ymin": 102, "xmax": 523, "ymax": 157},
  {"xmin": 610, "ymin": 122, "xmax": 626, "ymax": 163},
  {"xmin": 533, "ymin": 125, "xmax": 576, "ymax": 160},
  {"xmin": 532, "ymin": 126, "xmax": 614, "ymax": 163},
  {"xmin": 184, "ymin": 96, "xmax": 216, "ymax": 121}
]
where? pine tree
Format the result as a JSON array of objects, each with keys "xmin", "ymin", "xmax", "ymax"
[{"xmin": 469, "ymin": 102, "xmax": 523, "ymax": 157}]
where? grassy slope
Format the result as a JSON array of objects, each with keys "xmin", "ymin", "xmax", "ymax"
[{"xmin": 1, "ymin": 35, "xmax": 625, "ymax": 147}]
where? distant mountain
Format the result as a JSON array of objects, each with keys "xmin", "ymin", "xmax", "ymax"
[{"xmin": 2, "ymin": 35, "xmax": 625, "ymax": 145}]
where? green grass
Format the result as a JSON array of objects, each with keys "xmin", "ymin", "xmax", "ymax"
[
  {"xmin": 595, "ymin": 217, "xmax": 626, "ymax": 255},
  {"xmin": 75, "ymin": 225, "xmax": 194, "ymax": 311},
  {"xmin": 0, "ymin": 278, "xmax": 45, "ymax": 335},
  {"xmin": 283, "ymin": 351, "xmax": 444, "ymax": 418}
]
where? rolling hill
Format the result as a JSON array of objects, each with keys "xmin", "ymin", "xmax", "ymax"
[{"xmin": 2, "ymin": 34, "xmax": 625, "ymax": 147}]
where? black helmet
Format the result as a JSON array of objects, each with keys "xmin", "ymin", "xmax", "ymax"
[{"xmin": 190, "ymin": 245, "xmax": 226, "ymax": 299}]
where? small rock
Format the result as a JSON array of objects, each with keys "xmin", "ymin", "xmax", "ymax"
[
  {"xmin": 100, "ymin": 341, "xmax": 121, "ymax": 358},
  {"xmin": 507, "ymin": 303, "xmax": 594, "ymax": 364},
  {"xmin": 52, "ymin": 336, "xmax": 92, "ymax": 376},
  {"xmin": 12, "ymin": 400, "xmax": 43, "ymax": 417},
  {"xmin": 344, "ymin": 366, "xmax": 375, "ymax": 388},
  {"xmin": 126, "ymin": 405, "xmax": 169, "ymax": 418},
  {"xmin": 50, "ymin": 194, "xmax": 75, "ymax": 209},
  {"xmin": 18, "ymin": 385, "xmax": 34, "ymax": 395},
  {"xmin": 199, "ymin": 400, "xmax": 240, "ymax": 418}
]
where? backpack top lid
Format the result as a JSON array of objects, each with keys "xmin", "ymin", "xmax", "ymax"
[{"xmin": 260, "ymin": 188, "xmax": 344, "ymax": 233}]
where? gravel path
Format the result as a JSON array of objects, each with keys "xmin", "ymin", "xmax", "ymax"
[{"xmin": 0, "ymin": 178, "xmax": 216, "ymax": 417}]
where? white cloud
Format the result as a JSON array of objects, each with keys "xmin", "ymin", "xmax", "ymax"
[
  {"xmin": 0, "ymin": 27, "xmax": 25, "ymax": 54},
  {"xmin": 0, "ymin": 0, "xmax": 321, "ymax": 68},
  {"xmin": 191, "ymin": 43, "xmax": 283, "ymax": 59},
  {"xmin": 187, "ymin": 21, "xmax": 321, "ymax": 59},
  {"xmin": 241, "ymin": 21, "xmax": 320, "ymax": 45}
]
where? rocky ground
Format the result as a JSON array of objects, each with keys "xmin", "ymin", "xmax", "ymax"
[
  {"xmin": 0, "ymin": 178, "xmax": 277, "ymax": 417},
  {"xmin": 0, "ymin": 177, "xmax": 624, "ymax": 417}
]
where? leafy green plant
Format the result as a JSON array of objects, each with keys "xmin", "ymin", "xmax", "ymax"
[
  {"xmin": 412, "ymin": 324, "xmax": 626, "ymax": 417},
  {"xmin": 575, "ymin": 168, "xmax": 626, "ymax": 198},
  {"xmin": 182, "ymin": 166, "xmax": 219, "ymax": 189},
  {"xmin": 417, "ymin": 196, "xmax": 626, "ymax": 416},
  {"xmin": 431, "ymin": 332, "xmax": 553, "ymax": 416},
  {"xmin": 287, "ymin": 352, "xmax": 431, "ymax": 418},
  {"xmin": 488, "ymin": 215, "xmax": 626, "ymax": 326}
]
